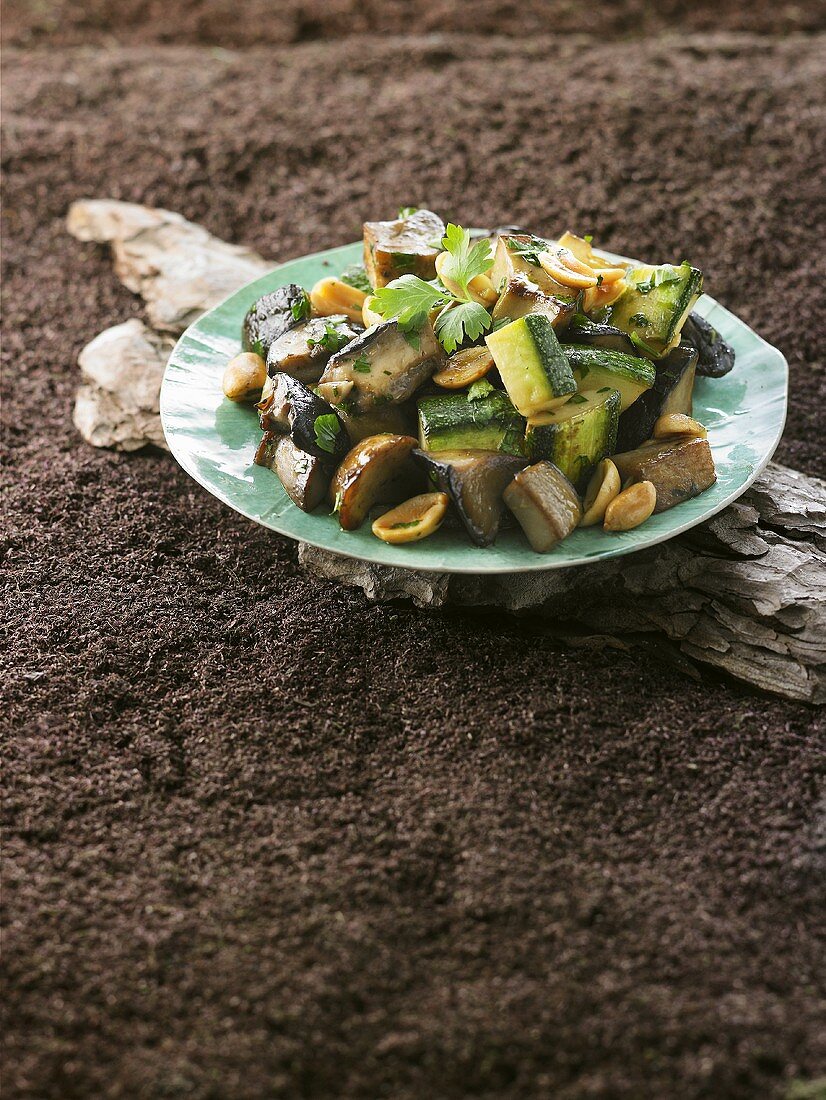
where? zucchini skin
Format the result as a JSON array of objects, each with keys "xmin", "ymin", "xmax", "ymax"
[
  {"xmin": 418, "ymin": 390, "xmax": 525, "ymax": 457},
  {"xmin": 526, "ymin": 389, "xmax": 620, "ymax": 489},
  {"xmin": 609, "ymin": 262, "xmax": 702, "ymax": 355},
  {"xmin": 486, "ymin": 314, "xmax": 577, "ymax": 417}
]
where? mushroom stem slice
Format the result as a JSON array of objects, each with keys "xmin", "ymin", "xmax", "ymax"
[{"xmin": 372, "ymin": 493, "xmax": 449, "ymax": 544}]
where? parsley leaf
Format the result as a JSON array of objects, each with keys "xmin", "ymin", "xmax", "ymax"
[
  {"xmin": 352, "ymin": 353, "xmax": 372, "ymax": 374},
  {"xmin": 290, "ymin": 289, "xmax": 311, "ymax": 322},
  {"xmin": 568, "ymin": 393, "xmax": 588, "ymax": 405},
  {"xmin": 467, "ymin": 379, "xmax": 495, "ymax": 401},
  {"xmin": 437, "ymin": 224, "xmax": 494, "ymax": 298},
  {"xmin": 313, "ymin": 413, "xmax": 341, "ymax": 454},
  {"xmin": 398, "ymin": 206, "xmax": 418, "ymax": 218},
  {"xmin": 307, "ymin": 321, "xmax": 351, "ymax": 353},
  {"xmin": 435, "ymin": 302, "xmax": 492, "ymax": 355},
  {"xmin": 339, "ymin": 264, "xmax": 371, "ymax": 294},
  {"xmin": 371, "ymin": 275, "xmax": 450, "ymax": 328},
  {"xmin": 630, "ymin": 332, "xmax": 660, "ymax": 358},
  {"xmin": 503, "ymin": 235, "xmax": 549, "ymax": 266}
]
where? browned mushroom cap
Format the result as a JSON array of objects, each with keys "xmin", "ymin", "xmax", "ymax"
[{"xmin": 330, "ymin": 434, "xmax": 422, "ymax": 531}]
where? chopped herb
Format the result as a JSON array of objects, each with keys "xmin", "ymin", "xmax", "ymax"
[
  {"xmin": 339, "ymin": 264, "xmax": 371, "ymax": 294},
  {"xmin": 352, "ymin": 353, "xmax": 372, "ymax": 373},
  {"xmin": 390, "ymin": 519, "xmax": 421, "ymax": 530},
  {"xmin": 504, "ymin": 235, "xmax": 549, "ymax": 266},
  {"xmin": 630, "ymin": 332, "xmax": 660, "ymax": 358},
  {"xmin": 398, "ymin": 206, "xmax": 418, "ymax": 218},
  {"xmin": 307, "ymin": 321, "xmax": 351, "ymax": 353},
  {"xmin": 596, "ymin": 386, "xmax": 612, "ymax": 393},
  {"xmin": 578, "ymin": 363, "xmax": 590, "ymax": 379},
  {"xmin": 568, "ymin": 393, "xmax": 588, "ymax": 405},
  {"xmin": 583, "ymin": 234, "xmax": 593, "ymax": 244},
  {"xmin": 332, "ymin": 488, "xmax": 344, "ymax": 514},
  {"xmin": 383, "ymin": 370, "xmax": 393, "ymax": 376},
  {"xmin": 634, "ymin": 266, "xmax": 683, "ymax": 296},
  {"xmin": 596, "ymin": 274, "xmax": 603, "ymax": 286},
  {"xmin": 313, "ymin": 413, "xmax": 341, "ymax": 454},
  {"xmin": 290, "ymin": 289, "xmax": 311, "ymax": 322},
  {"xmin": 467, "ymin": 379, "xmax": 495, "ymax": 401},
  {"xmin": 401, "ymin": 323, "xmax": 421, "ymax": 351},
  {"xmin": 629, "ymin": 312, "xmax": 649, "ymax": 326},
  {"xmin": 492, "ymin": 315, "xmax": 512, "ymax": 331}
]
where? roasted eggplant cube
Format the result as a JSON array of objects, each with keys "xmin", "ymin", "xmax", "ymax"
[
  {"xmin": 257, "ymin": 373, "xmax": 350, "ymax": 463},
  {"xmin": 412, "ymin": 449, "xmax": 528, "ymax": 547},
  {"xmin": 491, "ymin": 275, "xmax": 576, "ymax": 329},
  {"xmin": 564, "ymin": 317, "xmax": 638, "ymax": 356},
  {"xmin": 320, "ymin": 319, "xmax": 444, "ymax": 408},
  {"xmin": 255, "ymin": 432, "xmax": 331, "ymax": 513},
  {"xmin": 682, "ymin": 312, "xmax": 736, "ymax": 378},
  {"xmin": 504, "ymin": 461, "xmax": 583, "ymax": 553},
  {"xmin": 363, "ymin": 209, "xmax": 446, "ymax": 289},
  {"xmin": 336, "ymin": 401, "xmax": 417, "ymax": 445},
  {"xmin": 612, "ymin": 436, "xmax": 717, "ymax": 513},
  {"xmin": 242, "ymin": 284, "xmax": 310, "ymax": 358},
  {"xmin": 615, "ymin": 342, "xmax": 697, "ymax": 452},
  {"xmin": 266, "ymin": 315, "xmax": 362, "ymax": 385}
]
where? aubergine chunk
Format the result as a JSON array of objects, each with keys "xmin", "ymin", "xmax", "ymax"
[
  {"xmin": 504, "ymin": 461, "xmax": 582, "ymax": 552},
  {"xmin": 363, "ymin": 209, "xmax": 446, "ymax": 289},
  {"xmin": 320, "ymin": 319, "xmax": 444, "ymax": 409},
  {"xmin": 242, "ymin": 284, "xmax": 310, "ymax": 358},
  {"xmin": 612, "ymin": 436, "xmax": 716, "ymax": 513},
  {"xmin": 412, "ymin": 448, "xmax": 528, "ymax": 547},
  {"xmin": 563, "ymin": 317, "xmax": 638, "ymax": 355},
  {"xmin": 266, "ymin": 315, "xmax": 362, "ymax": 385},
  {"xmin": 257, "ymin": 373, "xmax": 350, "ymax": 463},
  {"xmin": 682, "ymin": 312, "xmax": 736, "ymax": 378},
  {"xmin": 254, "ymin": 432, "xmax": 331, "ymax": 512},
  {"xmin": 491, "ymin": 274, "xmax": 576, "ymax": 329},
  {"xmin": 615, "ymin": 342, "xmax": 698, "ymax": 451}
]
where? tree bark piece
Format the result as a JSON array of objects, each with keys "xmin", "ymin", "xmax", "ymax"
[
  {"xmin": 299, "ymin": 464, "xmax": 826, "ymax": 704},
  {"xmin": 73, "ymin": 319, "xmax": 173, "ymax": 451},
  {"xmin": 66, "ymin": 199, "xmax": 271, "ymax": 334}
]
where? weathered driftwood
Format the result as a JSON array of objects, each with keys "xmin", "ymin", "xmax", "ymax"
[
  {"xmin": 300, "ymin": 465, "xmax": 826, "ymax": 704},
  {"xmin": 73, "ymin": 319, "xmax": 173, "ymax": 451},
  {"xmin": 67, "ymin": 199, "xmax": 271, "ymax": 334},
  {"xmin": 69, "ymin": 201, "xmax": 826, "ymax": 702}
]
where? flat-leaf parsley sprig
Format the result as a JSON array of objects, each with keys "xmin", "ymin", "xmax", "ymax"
[{"xmin": 370, "ymin": 223, "xmax": 495, "ymax": 354}]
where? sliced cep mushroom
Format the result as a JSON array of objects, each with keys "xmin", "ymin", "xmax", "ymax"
[
  {"xmin": 320, "ymin": 319, "xmax": 444, "ymax": 409},
  {"xmin": 491, "ymin": 275, "xmax": 575, "ymax": 329},
  {"xmin": 503, "ymin": 461, "xmax": 582, "ymax": 552},
  {"xmin": 681, "ymin": 312, "xmax": 736, "ymax": 378},
  {"xmin": 432, "ymin": 346, "xmax": 495, "ymax": 389},
  {"xmin": 266, "ymin": 315, "xmax": 362, "ymax": 385},
  {"xmin": 257, "ymin": 373, "xmax": 350, "ymax": 463},
  {"xmin": 330, "ymin": 434, "xmax": 422, "ymax": 531},
  {"xmin": 490, "ymin": 235, "xmax": 573, "ymax": 299},
  {"xmin": 363, "ymin": 209, "xmax": 446, "ymax": 289},
  {"xmin": 412, "ymin": 449, "xmax": 528, "ymax": 547},
  {"xmin": 615, "ymin": 342, "xmax": 697, "ymax": 451},
  {"xmin": 611, "ymin": 435, "xmax": 717, "ymax": 513},
  {"xmin": 336, "ymin": 401, "xmax": 417, "ymax": 445},
  {"xmin": 371, "ymin": 493, "xmax": 449, "ymax": 544},
  {"xmin": 255, "ymin": 432, "xmax": 331, "ymax": 513},
  {"xmin": 242, "ymin": 284, "xmax": 309, "ymax": 359}
]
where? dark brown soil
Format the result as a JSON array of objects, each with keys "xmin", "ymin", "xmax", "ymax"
[{"xmin": 2, "ymin": 19, "xmax": 825, "ymax": 1100}]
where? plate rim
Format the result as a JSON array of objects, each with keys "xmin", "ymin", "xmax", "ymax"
[{"xmin": 160, "ymin": 241, "xmax": 789, "ymax": 575}]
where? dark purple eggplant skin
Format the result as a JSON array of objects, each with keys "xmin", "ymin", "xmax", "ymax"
[
  {"xmin": 257, "ymin": 374, "xmax": 350, "ymax": 463},
  {"xmin": 242, "ymin": 285, "xmax": 308, "ymax": 359},
  {"xmin": 615, "ymin": 342, "xmax": 698, "ymax": 452},
  {"xmin": 562, "ymin": 318, "xmax": 638, "ymax": 355},
  {"xmin": 682, "ymin": 312, "xmax": 736, "ymax": 378}
]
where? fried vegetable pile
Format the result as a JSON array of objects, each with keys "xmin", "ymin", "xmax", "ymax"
[{"xmin": 223, "ymin": 208, "xmax": 735, "ymax": 552}]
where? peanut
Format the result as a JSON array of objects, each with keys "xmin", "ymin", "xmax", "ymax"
[
  {"xmin": 603, "ymin": 480, "xmax": 657, "ymax": 532},
  {"xmin": 222, "ymin": 351, "xmax": 266, "ymax": 402},
  {"xmin": 538, "ymin": 247, "xmax": 599, "ymax": 289},
  {"xmin": 580, "ymin": 459, "xmax": 621, "ymax": 527},
  {"xmin": 653, "ymin": 413, "xmax": 707, "ymax": 440},
  {"xmin": 310, "ymin": 277, "xmax": 366, "ymax": 324},
  {"xmin": 372, "ymin": 492, "xmax": 449, "ymax": 545},
  {"xmin": 432, "ymin": 346, "xmax": 494, "ymax": 389}
]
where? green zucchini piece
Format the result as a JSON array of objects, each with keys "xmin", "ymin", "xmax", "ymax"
[
  {"xmin": 609, "ymin": 262, "xmax": 702, "ymax": 356},
  {"xmin": 561, "ymin": 345, "xmax": 655, "ymax": 412},
  {"xmin": 418, "ymin": 385, "xmax": 525, "ymax": 456},
  {"xmin": 485, "ymin": 314, "xmax": 576, "ymax": 418},
  {"xmin": 525, "ymin": 388, "xmax": 620, "ymax": 489}
]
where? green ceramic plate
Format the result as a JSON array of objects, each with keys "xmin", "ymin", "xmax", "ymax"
[{"xmin": 160, "ymin": 241, "xmax": 788, "ymax": 574}]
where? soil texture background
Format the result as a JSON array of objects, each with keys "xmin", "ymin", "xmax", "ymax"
[{"xmin": 2, "ymin": 5, "xmax": 825, "ymax": 1098}]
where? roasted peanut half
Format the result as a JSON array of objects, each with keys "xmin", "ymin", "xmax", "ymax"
[
  {"xmin": 310, "ymin": 277, "xmax": 366, "ymax": 324},
  {"xmin": 580, "ymin": 458, "xmax": 621, "ymax": 527},
  {"xmin": 432, "ymin": 346, "xmax": 495, "ymax": 389},
  {"xmin": 362, "ymin": 295, "xmax": 384, "ymax": 328},
  {"xmin": 537, "ymin": 247, "xmax": 598, "ymax": 289},
  {"xmin": 435, "ymin": 252, "xmax": 497, "ymax": 306},
  {"xmin": 604, "ymin": 480, "xmax": 657, "ymax": 532},
  {"xmin": 372, "ymin": 492, "xmax": 449, "ymax": 544},
  {"xmin": 222, "ymin": 351, "xmax": 267, "ymax": 402},
  {"xmin": 653, "ymin": 413, "xmax": 708, "ymax": 440}
]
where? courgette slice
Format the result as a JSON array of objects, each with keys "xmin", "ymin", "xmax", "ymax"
[
  {"xmin": 485, "ymin": 314, "xmax": 576, "ymax": 418},
  {"xmin": 418, "ymin": 384, "xmax": 525, "ymax": 456},
  {"xmin": 525, "ymin": 388, "xmax": 620, "ymax": 489},
  {"xmin": 609, "ymin": 262, "xmax": 702, "ymax": 356},
  {"xmin": 561, "ymin": 345, "xmax": 655, "ymax": 412}
]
